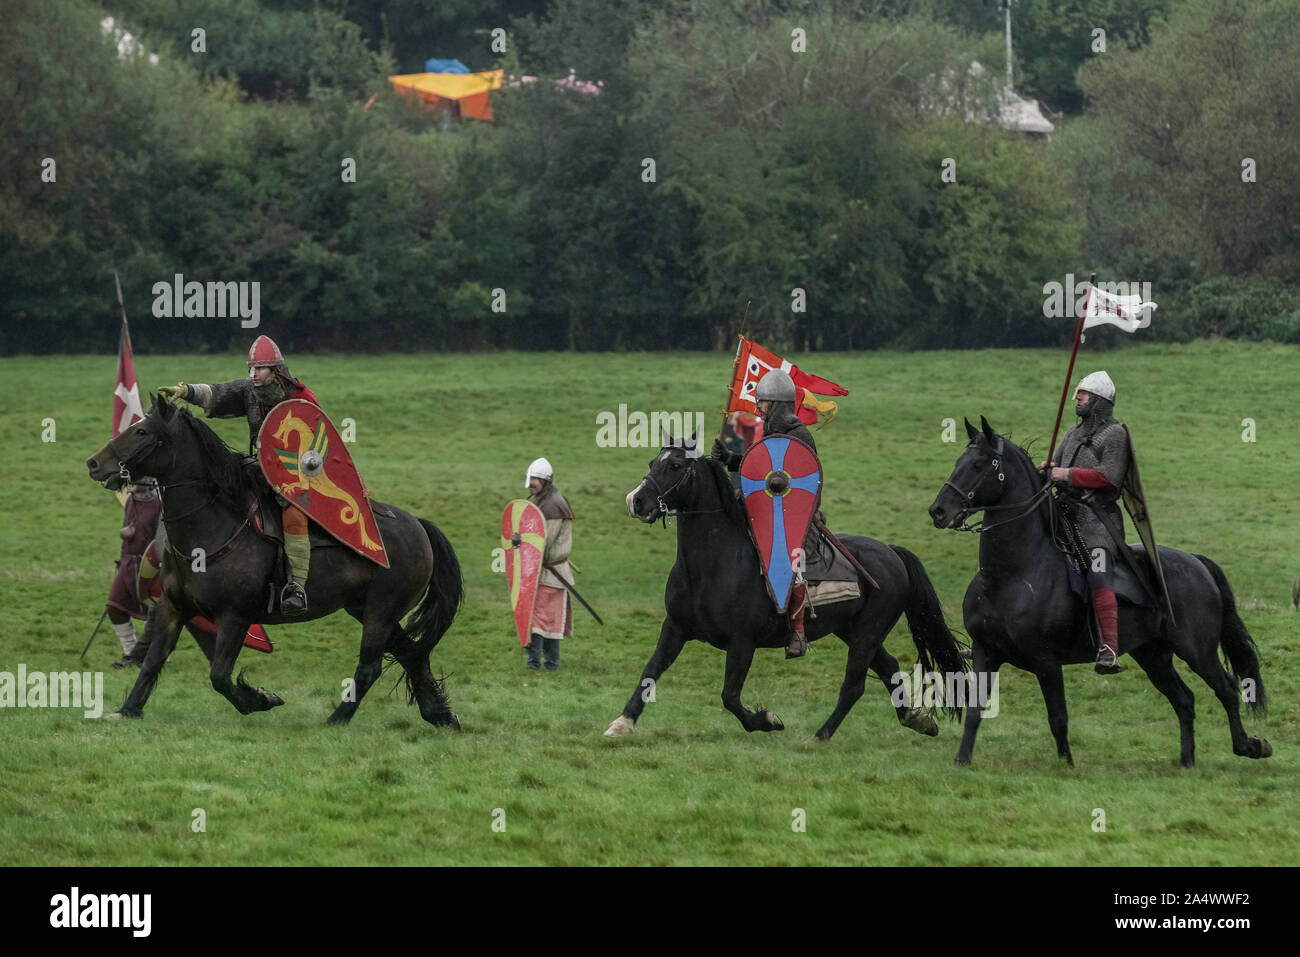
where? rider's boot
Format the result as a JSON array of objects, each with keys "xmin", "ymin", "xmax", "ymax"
[
  {"xmin": 785, "ymin": 580, "xmax": 808, "ymax": 659},
  {"xmin": 1093, "ymin": 586, "xmax": 1121, "ymax": 674},
  {"xmin": 281, "ymin": 509, "xmax": 311, "ymax": 617}
]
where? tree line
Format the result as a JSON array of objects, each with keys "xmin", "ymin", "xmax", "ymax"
[{"xmin": 2, "ymin": 0, "xmax": 1296, "ymax": 354}]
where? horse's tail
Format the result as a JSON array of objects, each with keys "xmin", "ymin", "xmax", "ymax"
[
  {"xmin": 890, "ymin": 544, "xmax": 969, "ymax": 719},
  {"xmin": 404, "ymin": 519, "xmax": 464, "ymax": 657},
  {"xmin": 1195, "ymin": 554, "xmax": 1266, "ymax": 716}
]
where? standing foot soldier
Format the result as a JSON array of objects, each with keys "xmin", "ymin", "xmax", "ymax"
[
  {"xmin": 525, "ymin": 458, "xmax": 575, "ymax": 670},
  {"xmin": 712, "ymin": 369, "xmax": 818, "ymax": 660},
  {"xmin": 1043, "ymin": 371, "xmax": 1128, "ymax": 674},
  {"xmin": 158, "ymin": 335, "xmax": 320, "ymax": 616}
]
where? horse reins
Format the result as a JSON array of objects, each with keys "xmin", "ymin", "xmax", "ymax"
[
  {"xmin": 106, "ymin": 422, "xmax": 256, "ymax": 563},
  {"xmin": 946, "ymin": 439, "xmax": 1053, "ymax": 534},
  {"xmin": 639, "ymin": 455, "xmax": 723, "ymax": 525}
]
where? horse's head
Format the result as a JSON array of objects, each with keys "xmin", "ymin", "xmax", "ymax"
[
  {"xmin": 626, "ymin": 427, "xmax": 703, "ymax": 523},
  {"xmin": 86, "ymin": 393, "xmax": 178, "ymax": 490},
  {"xmin": 929, "ymin": 416, "xmax": 1013, "ymax": 529}
]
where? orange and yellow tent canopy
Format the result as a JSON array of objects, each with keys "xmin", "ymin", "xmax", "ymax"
[{"xmin": 389, "ymin": 70, "xmax": 504, "ymax": 121}]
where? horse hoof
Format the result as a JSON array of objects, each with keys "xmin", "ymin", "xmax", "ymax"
[
  {"xmin": 1258, "ymin": 738, "xmax": 1273, "ymax": 759},
  {"xmin": 265, "ymin": 692, "xmax": 284, "ymax": 708},
  {"xmin": 766, "ymin": 712, "xmax": 784, "ymax": 732},
  {"xmin": 448, "ymin": 713, "xmax": 461, "ymax": 731},
  {"xmin": 104, "ymin": 711, "xmax": 123, "ymax": 721},
  {"xmin": 604, "ymin": 715, "xmax": 635, "ymax": 737},
  {"xmin": 901, "ymin": 708, "xmax": 939, "ymax": 737}
]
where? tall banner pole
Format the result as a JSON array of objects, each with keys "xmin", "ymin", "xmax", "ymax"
[
  {"xmin": 1046, "ymin": 273, "xmax": 1095, "ymax": 470},
  {"xmin": 720, "ymin": 300, "xmax": 752, "ymax": 435},
  {"xmin": 112, "ymin": 271, "xmax": 134, "ymax": 506},
  {"xmin": 114, "ymin": 271, "xmax": 131, "ymax": 342}
]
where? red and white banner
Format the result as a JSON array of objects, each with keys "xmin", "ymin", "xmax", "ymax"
[
  {"xmin": 726, "ymin": 336, "xmax": 848, "ymax": 428},
  {"xmin": 113, "ymin": 320, "xmax": 145, "ymax": 438}
]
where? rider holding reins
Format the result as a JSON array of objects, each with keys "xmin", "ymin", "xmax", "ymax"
[{"xmin": 1041, "ymin": 370, "xmax": 1129, "ymax": 674}]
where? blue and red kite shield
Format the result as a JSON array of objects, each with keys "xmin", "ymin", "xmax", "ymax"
[
  {"xmin": 502, "ymin": 499, "xmax": 546, "ymax": 646},
  {"xmin": 740, "ymin": 436, "xmax": 822, "ymax": 612}
]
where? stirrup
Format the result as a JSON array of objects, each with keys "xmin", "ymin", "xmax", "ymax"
[
  {"xmin": 280, "ymin": 581, "xmax": 308, "ymax": 616},
  {"xmin": 1094, "ymin": 647, "xmax": 1121, "ymax": 675},
  {"xmin": 785, "ymin": 632, "xmax": 807, "ymax": 659}
]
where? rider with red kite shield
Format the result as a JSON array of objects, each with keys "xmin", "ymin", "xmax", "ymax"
[{"xmin": 159, "ymin": 335, "xmax": 319, "ymax": 616}]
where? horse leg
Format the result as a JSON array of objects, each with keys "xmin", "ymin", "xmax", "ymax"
[
  {"xmin": 954, "ymin": 643, "xmax": 1000, "ymax": 765},
  {"xmin": 384, "ymin": 621, "xmax": 458, "ymax": 729},
  {"xmin": 1034, "ymin": 666, "xmax": 1074, "ymax": 767},
  {"xmin": 1128, "ymin": 644, "xmax": 1197, "ymax": 767},
  {"xmin": 605, "ymin": 617, "xmax": 687, "ymax": 736},
  {"xmin": 1180, "ymin": 646, "xmax": 1272, "ymax": 760},
  {"xmin": 867, "ymin": 645, "xmax": 939, "ymax": 738},
  {"xmin": 187, "ymin": 623, "xmax": 216, "ymax": 662},
  {"xmin": 209, "ymin": 616, "xmax": 282, "ymax": 715},
  {"xmin": 813, "ymin": 630, "xmax": 879, "ymax": 742},
  {"xmin": 327, "ymin": 609, "xmax": 389, "ymax": 725},
  {"xmin": 113, "ymin": 599, "xmax": 184, "ymax": 718},
  {"xmin": 722, "ymin": 641, "xmax": 782, "ymax": 732}
]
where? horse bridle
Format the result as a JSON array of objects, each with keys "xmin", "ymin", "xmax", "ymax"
[
  {"xmin": 104, "ymin": 424, "xmax": 213, "ymax": 522},
  {"xmin": 639, "ymin": 455, "xmax": 696, "ymax": 522},
  {"xmin": 639, "ymin": 452, "xmax": 727, "ymax": 525},
  {"xmin": 944, "ymin": 437, "xmax": 1051, "ymax": 533},
  {"xmin": 105, "ymin": 429, "xmax": 167, "ymax": 487}
]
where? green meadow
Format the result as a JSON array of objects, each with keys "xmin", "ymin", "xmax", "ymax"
[{"xmin": 0, "ymin": 342, "xmax": 1295, "ymax": 865}]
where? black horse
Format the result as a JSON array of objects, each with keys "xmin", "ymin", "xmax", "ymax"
[
  {"xmin": 929, "ymin": 417, "xmax": 1270, "ymax": 767},
  {"xmin": 609, "ymin": 434, "xmax": 967, "ymax": 740},
  {"xmin": 86, "ymin": 395, "xmax": 462, "ymax": 727}
]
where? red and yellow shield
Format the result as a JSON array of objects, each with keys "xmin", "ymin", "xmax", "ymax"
[
  {"xmin": 740, "ymin": 436, "xmax": 822, "ymax": 612},
  {"xmin": 257, "ymin": 400, "xmax": 389, "ymax": 568},
  {"xmin": 502, "ymin": 499, "xmax": 546, "ymax": 646}
]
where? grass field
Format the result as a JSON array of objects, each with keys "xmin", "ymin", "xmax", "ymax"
[{"xmin": 0, "ymin": 342, "xmax": 1296, "ymax": 865}]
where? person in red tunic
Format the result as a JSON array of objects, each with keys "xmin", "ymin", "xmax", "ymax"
[
  {"xmin": 158, "ymin": 336, "xmax": 319, "ymax": 615},
  {"xmin": 105, "ymin": 479, "xmax": 162, "ymax": 667}
]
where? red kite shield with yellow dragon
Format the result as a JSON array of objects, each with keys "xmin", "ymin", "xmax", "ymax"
[{"xmin": 257, "ymin": 400, "xmax": 389, "ymax": 568}]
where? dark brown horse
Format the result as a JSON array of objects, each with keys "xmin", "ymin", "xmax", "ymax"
[
  {"xmin": 929, "ymin": 417, "xmax": 1270, "ymax": 767},
  {"xmin": 86, "ymin": 395, "xmax": 462, "ymax": 727},
  {"xmin": 609, "ymin": 435, "xmax": 967, "ymax": 740}
]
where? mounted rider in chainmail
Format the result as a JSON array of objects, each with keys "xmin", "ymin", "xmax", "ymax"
[
  {"xmin": 712, "ymin": 369, "xmax": 819, "ymax": 660},
  {"xmin": 158, "ymin": 335, "xmax": 319, "ymax": 617},
  {"xmin": 1047, "ymin": 370, "xmax": 1130, "ymax": 674}
]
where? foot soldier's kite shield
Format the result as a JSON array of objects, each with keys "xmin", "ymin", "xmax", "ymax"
[
  {"xmin": 502, "ymin": 499, "xmax": 546, "ymax": 646},
  {"xmin": 258, "ymin": 400, "xmax": 389, "ymax": 568},
  {"xmin": 740, "ymin": 436, "xmax": 822, "ymax": 612}
]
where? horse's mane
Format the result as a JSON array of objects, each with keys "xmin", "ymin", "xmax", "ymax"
[
  {"xmin": 698, "ymin": 454, "xmax": 749, "ymax": 528},
  {"xmin": 169, "ymin": 404, "xmax": 256, "ymax": 511}
]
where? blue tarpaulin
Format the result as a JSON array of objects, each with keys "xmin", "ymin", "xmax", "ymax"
[{"xmin": 424, "ymin": 58, "xmax": 469, "ymax": 74}]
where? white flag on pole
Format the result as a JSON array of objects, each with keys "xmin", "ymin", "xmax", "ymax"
[{"xmin": 1081, "ymin": 283, "xmax": 1157, "ymax": 333}]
